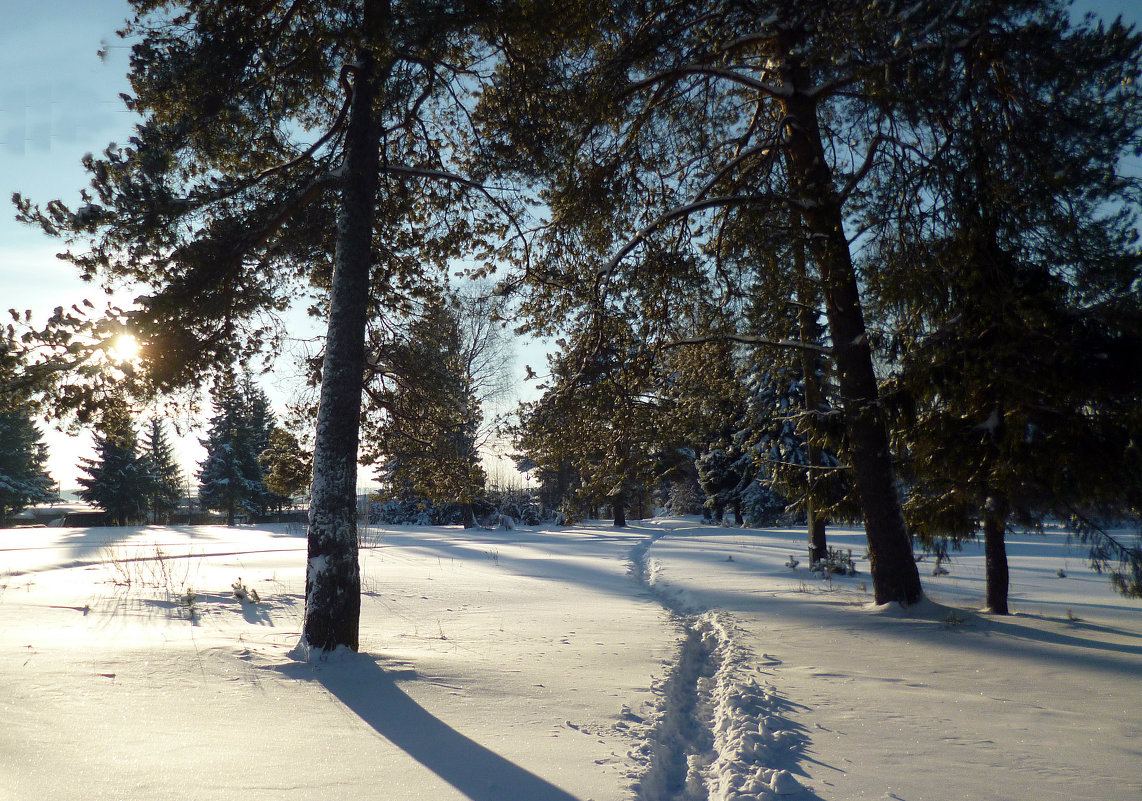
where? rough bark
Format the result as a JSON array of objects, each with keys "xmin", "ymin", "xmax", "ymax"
[
  {"xmin": 777, "ymin": 35, "xmax": 922, "ymax": 605},
  {"xmin": 983, "ymin": 494, "xmax": 1011, "ymax": 615},
  {"xmin": 303, "ymin": 0, "xmax": 386, "ymax": 652},
  {"xmin": 612, "ymin": 499, "xmax": 627, "ymax": 528},
  {"xmin": 807, "ymin": 511, "xmax": 828, "ymax": 566}
]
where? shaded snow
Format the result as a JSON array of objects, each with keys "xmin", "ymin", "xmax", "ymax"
[{"xmin": 1, "ymin": 519, "xmax": 1139, "ymax": 800}]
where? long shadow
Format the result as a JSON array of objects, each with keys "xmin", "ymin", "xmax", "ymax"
[
  {"xmin": 365, "ymin": 527, "xmax": 667, "ymax": 608},
  {"xmin": 60, "ymin": 525, "xmax": 147, "ymax": 560},
  {"xmin": 295, "ymin": 654, "xmax": 583, "ymax": 801},
  {"xmin": 980, "ymin": 614, "xmax": 1142, "ymax": 656}
]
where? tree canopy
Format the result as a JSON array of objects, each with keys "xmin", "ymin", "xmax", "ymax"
[{"xmin": 10, "ymin": 0, "xmax": 1142, "ymax": 635}]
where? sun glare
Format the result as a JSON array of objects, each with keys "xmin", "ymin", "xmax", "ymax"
[{"xmin": 107, "ymin": 333, "xmax": 142, "ymax": 364}]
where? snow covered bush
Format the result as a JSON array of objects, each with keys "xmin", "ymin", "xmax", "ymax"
[
  {"xmin": 666, "ymin": 478, "xmax": 705, "ymax": 516},
  {"xmin": 740, "ymin": 481, "xmax": 786, "ymax": 528}
]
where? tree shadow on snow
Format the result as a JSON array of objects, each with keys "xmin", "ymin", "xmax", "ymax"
[{"xmin": 296, "ymin": 654, "xmax": 583, "ymax": 801}]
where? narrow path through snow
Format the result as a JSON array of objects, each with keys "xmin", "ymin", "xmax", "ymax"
[{"xmin": 627, "ymin": 522, "xmax": 816, "ymax": 801}]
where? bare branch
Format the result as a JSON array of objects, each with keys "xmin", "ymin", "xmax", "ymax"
[
  {"xmin": 597, "ymin": 194, "xmax": 801, "ymax": 280},
  {"xmin": 838, "ymin": 135, "xmax": 884, "ymax": 203},
  {"xmin": 625, "ymin": 64, "xmax": 791, "ymax": 99},
  {"xmin": 661, "ymin": 332, "xmax": 831, "ymax": 356}
]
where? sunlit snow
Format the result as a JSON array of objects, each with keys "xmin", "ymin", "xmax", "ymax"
[{"xmin": 1, "ymin": 518, "xmax": 1138, "ymax": 800}]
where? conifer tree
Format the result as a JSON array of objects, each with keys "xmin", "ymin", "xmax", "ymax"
[
  {"xmin": 16, "ymin": 0, "xmax": 512, "ymax": 650},
  {"xmin": 514, "ymin": 313, "xmax": 658, "ymax": 527},
  {"xmin": 865, "ymin": 2, "xmax": 1142, "ymax": 610},
  {"xmin": 198, "ymin": 374, "xmax": 269, "ymax": 526},
  {"xmin": 0, "ymin": 335, "xmax": 54, "ymax": 526},
  {"xmin": 141, "ymin": 418, "xmax": 183, "ymax": 524},
  {"xmin": 0, "ymin": 412, "xmax": 54, "ymax": 527},
  {"xmin": 259, "ymin": 428, "xmax": 312, "ymax": 507},
  {"xmin": 475, "ymin": 0, "xmax": 936, "ymax": 603},
  {"xmin": 361, "ymin": 290, "xmax": 490, "ymax": 528},
  {"xmin": 78, "ymin": 406, "xmax": 148, "ymax": 526}
]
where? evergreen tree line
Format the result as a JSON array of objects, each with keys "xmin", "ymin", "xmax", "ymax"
[
  {"xmin": 77, "ymin": 373, "xmax": 312, "ymax": 526},
  {"xmin": 11, "ymin": 0, "xmax": 1141, "ymax": 650},
  {"xmin": 77, "ymin": 409, "xmax": 185, "ymax": 526},
  {"xmin": 0, "ymin": 329, "xmax": 54, "ymax": 526}
]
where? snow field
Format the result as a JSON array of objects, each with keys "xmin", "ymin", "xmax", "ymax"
[
  {"xmin": 1, "ymin": 518, "xmax": 1139, "ymax": 800},
  {"xmin": 642, "ymin": 519, "xmax": 1142, "ymax": 801}
]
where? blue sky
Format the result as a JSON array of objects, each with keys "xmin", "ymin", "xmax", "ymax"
[
  {"xmin": 3, "ymin": 2, "xmax": 134, "ymax": 318},
  {"xmin": 2, "ymin": 0, "xmax": 1140, "ymax": 488}
]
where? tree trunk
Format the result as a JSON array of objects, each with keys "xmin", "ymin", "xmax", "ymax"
[
  {"xmin": 983, "ymin": 494, "xmax": 1011, "ymax": 614},
  {"xmin": 303, "ymin": 0, "xmax": 385, "ymax": 653},
  {"xmin": 612, "ymin": 499, "xmax": 627, "ymax": 527},
  {"xmin": 461, "ymin": 502, "xmax": 476, "ymax": 529},
  {"xmin": 777, "ymin": 36, "xmax": 922, "ymax": 605},
  {"xmin": 807, "ymin": 509, "xmax": 828, "ymax": 566}
]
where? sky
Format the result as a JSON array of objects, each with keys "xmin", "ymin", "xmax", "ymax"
[{"xmin": 2, "ymin": 0, "xmax": 1140, "ymax": 490}]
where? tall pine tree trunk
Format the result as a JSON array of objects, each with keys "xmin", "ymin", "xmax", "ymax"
[
  {"xmin": 303, "ymin": 0, "xmax": 386, "ymax": 653},
  {"xmin": 612, "ymin": 498, "xmax": 627, "ymax": 527},
  {"xmin": 777, "ymin": 35, "xmax": 922, "ymax": 606},
  {"xmin": 983, "ymin": 494, "xmax": 1011, "ymax": 615}
]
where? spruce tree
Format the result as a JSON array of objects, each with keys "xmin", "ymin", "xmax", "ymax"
[
  {"xmin": 77, "ymin": 406, "xmax": 148, "ymax": 526},
  {"xmin": 198, "ymin": 374, "xmax": 268, "ymax": 526},
  {"xmin": 0, "ymin": 411, "xmax": 54, "ymax": 527},
  {"xmin": 0, "ymin": 331, "xmax": 55, "ymax": 525},
  {"xmin": 141, "ymin": 418, "xmax": 183, "ymax": 525}
]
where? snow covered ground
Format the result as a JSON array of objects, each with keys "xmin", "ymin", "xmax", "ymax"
[{"xmin": 1, "ymin": 517, "xmax": 1138, "ymax": 800}]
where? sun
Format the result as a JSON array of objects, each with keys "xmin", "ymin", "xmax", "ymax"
[{"xmin": 107, "ymin": 333, "xmax": 142, "ymax": 364}]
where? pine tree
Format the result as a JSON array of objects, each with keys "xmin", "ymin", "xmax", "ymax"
[
  {"xmin": 141, "ymin": 418, "xmax": 183, "ymax": 525},
  {"xmin": 16, "ymin": 0, "xmax": 512, "ymax": 651},
  {"xmin": 475, "ymin": 0, "xmax": 935, "ymax": 603},
  {"xmin": 259, "ymin": 428, "xmax": 312, "ymax": 507},
  {"xmin": 514, "ymin": 313, "xmax": 658, "ymax": 527},
  {"xmin": 652, "ymin": 312, "xmax": 752, "ymax": 524},
  {"xmin": 866, "ymin": 2, "xmax": 1142, "ymax": 611},
  {"xmin": 77, "ymin": 406, "xmax": 147, "ymax": 526}
]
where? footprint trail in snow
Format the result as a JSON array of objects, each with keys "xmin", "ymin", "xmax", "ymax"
[{"xmin": 628, "ymin": 526, "xmax": 814, "ymax": 801}]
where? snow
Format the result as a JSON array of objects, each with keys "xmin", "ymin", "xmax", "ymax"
[{"xmin": 1, "ymin": 518, "xmax": 1139, "ymax": 800}]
